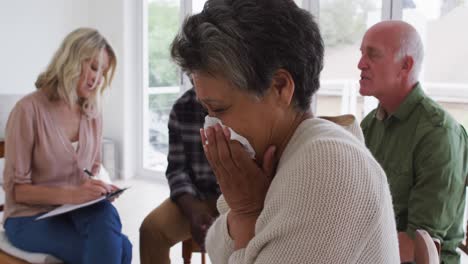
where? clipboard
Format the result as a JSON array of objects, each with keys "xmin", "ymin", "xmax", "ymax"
[{"xmin": 35, "ymin": 187, "xmax": 129, "ymax": 220}]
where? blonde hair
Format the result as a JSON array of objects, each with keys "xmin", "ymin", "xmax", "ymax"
[{"xmin": 35, "ymin": 28, "xmax": 117, "ymax": 118}]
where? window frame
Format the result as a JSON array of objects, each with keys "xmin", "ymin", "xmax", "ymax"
[
  {"xmin": 137, "ymin": 0, "xmax": 391, "ymax": 178},
  {"xmin": 137, "ymin": 0, "xmax": 468, "ymax": 178},
  {"xmin": 138, "ymin": 0, "xmax": 200, "ymax": 179}
]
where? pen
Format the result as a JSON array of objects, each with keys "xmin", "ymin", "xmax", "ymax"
[{"xmin": 83, "ymin": 168, "xmax": 94, "ymax": 178}]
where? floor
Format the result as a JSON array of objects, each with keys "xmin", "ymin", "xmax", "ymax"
[
  {"xmin": 112, "ymin": 178, "xmax": 209, "ymax": 264},
  {"xmin": 114, "ymin": 178, "xmax": 468, "ymax": 264},
  {"xmin": 1, "ymin": 178, "xmax": 467, "ymax": 264}
]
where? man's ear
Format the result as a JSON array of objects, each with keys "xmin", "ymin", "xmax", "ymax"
[
  {"xmin": 270, "ymin": 69, "xmax": 295, "ymax": 107},
  {"xmin": 400, "ymin": 55, "xmax": 414, "ymax": 79}
]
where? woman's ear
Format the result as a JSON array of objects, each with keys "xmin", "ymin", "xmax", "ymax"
[{"xmin": 270, "ymin": 69, "xmax": 295, "ymax": 107}]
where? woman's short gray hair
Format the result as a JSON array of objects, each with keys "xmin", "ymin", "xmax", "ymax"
[{"xmin": 171, "ymin": 0, "xmax": 324, "ymax": 112}]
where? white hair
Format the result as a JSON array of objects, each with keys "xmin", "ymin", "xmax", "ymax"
[{"xmin": 395, "ymin": 28, "xmax": 424, "ymax": 85}]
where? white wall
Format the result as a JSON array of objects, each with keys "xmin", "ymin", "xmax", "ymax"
[
  {"xmin": 0, "ymin": 0, "xmax": 90, "ymax": 181},
  {"xmin": 0, "ymin": 0, "xmax": 90, "ymax": 94},
  {"xmin": 0, "ymin": 0, "xmax": 142, "ymax": 179},
  {"xmin": 88, "ymin": 0, "xmax": 141, "ymax": 179},
  {"xmin": 88, "ymin": 0, "xmax": 127, "ymax": 178}
]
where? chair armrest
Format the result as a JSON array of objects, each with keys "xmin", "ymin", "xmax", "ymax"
[
  {"xmin": 414, "ymin": 229, "xmax": 440, "ymax": 264},
  {"xmin": 433, "ymin": 238, "xmax": 441, "ymax": 255}
]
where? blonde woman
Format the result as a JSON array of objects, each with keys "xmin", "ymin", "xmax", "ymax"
[{"xmin": 2, "ymin": 28, "xmax": 132, "ymax": 264}]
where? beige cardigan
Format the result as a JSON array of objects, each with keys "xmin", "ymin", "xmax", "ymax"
[{"xmin": 206, "ymin": 116, "xmax": 400, "ymax": 263}]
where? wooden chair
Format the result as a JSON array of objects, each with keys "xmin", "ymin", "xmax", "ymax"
[
  {"xmin": 0, "ymin": 252, "xmax": 30, "ymax": 264},
  {"xmin": 0, "ymin": 139, "xmax": 28, "ymax": 263},
  {"xmin": 0, "ymin": 207, "xmax": 37, "ymax": 264},
  {"xmin": 182, "ymin": 238, "xmax": 206, "ymax": 264},
  {"xmin": 414, "ymin": 229, "xmax": 440, "ymax": 264},
  {"xmin": 0, "ymin": 139, "xmax": 4, "ymax": 159}
]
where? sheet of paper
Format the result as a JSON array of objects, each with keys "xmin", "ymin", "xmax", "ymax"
[{"xmin": 35, "ymin": 187, "xmax": 129, "ymax": 220}]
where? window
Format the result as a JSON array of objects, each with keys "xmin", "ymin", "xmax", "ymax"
[
  {"xmin": 143, "ymin": 0, "xmax": 181, "ymax": 171},
  {"xmin": 317, "ymin": 0, "xmax": 383, "ymax": 120},
  {"xmin": 402, "ymin": 0, "xmax": 468, "ymax": 128},
  {"xmin": 141, "ymin": 0, "xmax": 468, "ymax": 175},
  {"xmin": 316, "ymin": 0, "xmax": 468, "ymax": 126},
  {"xmin": 294, "ymin": 0, "xmax": 304, "ymax": 6},
  {"xmin": 143, "ymin": 0, "xmax": 211, "ymax": 173},
  {"xmin": 142, "ymin": 0, "xmax": 306, "ymax": 174}
]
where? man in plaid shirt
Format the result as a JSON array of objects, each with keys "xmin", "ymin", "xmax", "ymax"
[{"xmin": 140, "ymin": 88, "xmax": 220, "ymax": 264}]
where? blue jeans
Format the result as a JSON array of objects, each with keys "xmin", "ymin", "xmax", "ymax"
[{"xmin": 4, "ymin": 200, "xmax": 132, "ymax": 264}]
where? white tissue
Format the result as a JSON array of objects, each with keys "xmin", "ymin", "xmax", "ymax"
[{"xmin": 203, "ymin": 116, "xmax": 256, "ymax": 159}]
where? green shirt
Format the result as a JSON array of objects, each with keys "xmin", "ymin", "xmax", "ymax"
[{"xmin": 361, "ymin": 84, "xmax": 468, "ymax": 264}]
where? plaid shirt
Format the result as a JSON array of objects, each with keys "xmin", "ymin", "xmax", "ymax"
[{"xmin": 166, "ymin": 88, "xmax": 221, "ymax": 201}]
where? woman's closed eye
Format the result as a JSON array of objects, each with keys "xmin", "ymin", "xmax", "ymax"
[
  {"xmin": 206, "ymin": 104, "xmax": 231, "ymax": 115},
  {"xmin": 210, "ymin": 105, "xmax": 232, "ymax": 117},
  {"xmin": 212, "ymin": 108, "xmax": 227, "ymax": 113},
  {"xmin": 198, "ymin": 99, "xmax": 231, "ymax": 116}
]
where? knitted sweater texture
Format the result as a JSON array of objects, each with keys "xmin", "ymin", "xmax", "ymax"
[{"xmin": 206, "ymin": 117, "xmax": 400, "ymax": 264}]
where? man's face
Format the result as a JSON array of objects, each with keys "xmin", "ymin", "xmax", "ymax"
[{"xmin": 357, "ymin": 28, "xmax": 402, "ymax": 99}]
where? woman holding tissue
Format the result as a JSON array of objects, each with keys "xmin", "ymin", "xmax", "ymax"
[
  {"xmin": 170, "ymin": 0, "xmax": 399, "ymax": 263},
  {"xmin": 2, "ymin": 28, "xmax": 131, "ymax": 263}
]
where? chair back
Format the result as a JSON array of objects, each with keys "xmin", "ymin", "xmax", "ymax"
[
  {"xmin": 1, "ymin": 139, "xmax": 4, "ymax": 201},
  {"xmin": 414, "ymin": 229, "xmax": 440, "ymax": 264}
]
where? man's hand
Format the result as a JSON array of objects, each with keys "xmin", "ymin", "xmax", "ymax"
[
  {"xmin": 189, "ymin": 210, "xmax": 216, "ymax": 250},
  {"xmin": 175, "ymin": 194, "xmax": 218, "ymax": 251}
]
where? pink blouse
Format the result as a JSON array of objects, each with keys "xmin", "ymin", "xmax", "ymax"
[{"xmin": 2, "ymin": 90, "xmax": 102, "ymax": 221}]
